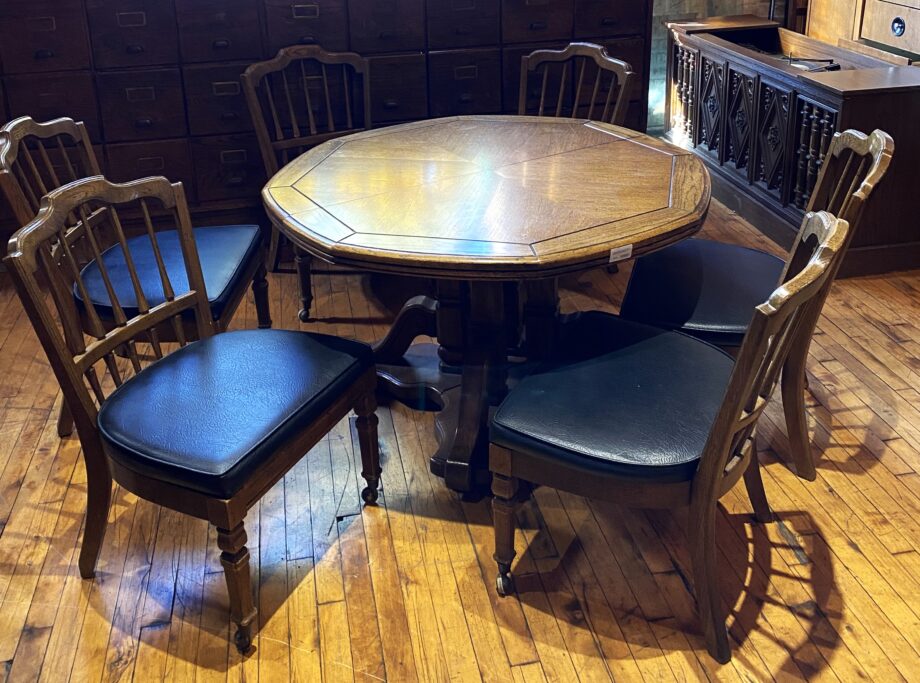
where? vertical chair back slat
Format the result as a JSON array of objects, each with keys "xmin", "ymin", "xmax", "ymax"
[
  {"xmin": 243, "ymin": 46, "xmax": 371, "ymax": 178},
  {"xmin": 518, "ymin": 43, "xmax": 635, "ymax": 126},
  {"xmin": 4, "ymin": 176, "xmax": 213, "ymax": 436}
]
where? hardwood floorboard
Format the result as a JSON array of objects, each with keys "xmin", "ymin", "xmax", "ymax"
[{"xmin": 1, "ymin": 202, "xmax": 919, "ymax": 680}]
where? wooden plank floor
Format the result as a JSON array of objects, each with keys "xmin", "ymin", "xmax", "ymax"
[{"xmin": 1, "ymin": 200, "xmax": 920, "ymax": 681}]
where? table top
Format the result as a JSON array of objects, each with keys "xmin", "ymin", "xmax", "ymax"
[{"xmin": 263, "ymin": 115, "xmax": 711, "ymax": 279}]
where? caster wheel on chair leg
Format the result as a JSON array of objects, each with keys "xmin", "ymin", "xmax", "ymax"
[
  {"xmin": 361, "ymin": 485, "xmax": 379, "ymax": 505},
  {"xmin": 234, "ymin": 626, "xmax": 252, "ymax": 654},
  {"xmin": 298, "ymin": 309, "xmax": 311, "ymax": 323},
  {"xmin": 496, "ymin": 572, "xmax": 514, "ymax": 597}
]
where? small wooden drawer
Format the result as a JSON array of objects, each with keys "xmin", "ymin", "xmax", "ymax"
[
  {"xmin": 574, "ymin": 0, "xmax": 647, "ymax": 39},
  {"xmin": 5, "ymin": 71, "xmax": 102, "ymax": 142},
  {"xmin": 0, "ymin": 0, "xmax": 91, "ymax": 74},
  {"xmin": 427, "ymin": 0, "xmax": 500, "ymax": 49},
  {"xmin": 264, "ymin": 0, "xmax": 349, "ymax": 53},
  {"xmin": 86, "ymin": 0, "xmax": 179, "ymax": 69},
  {"xmin": 502, "ymin": 42, "xmax": 567, "ymax": 113},
  {"xmin": 351, "ymin": 0, "xmax": 425, "ymax": 54},
  {"xmin": 502, "ymin": 0, "xmax": 574, "ymax": 44},
  {"xmin": 369, "ymin": 54, "xmax": 429, "ymax": 123},
  {"xmin": 428, "ymin": 49, "xmax": 502, "ymax": 117},
  {"xmin": 97, "ymin": 69, "xmax": 187, "ymax": 142},
  {"xmin": 175, "ymin": 0, "xmax": 263, "ymax": 64},
  {"xmin": 183, "ymin": 64, "xmax": 253, "ymax": 136},
  {"xmin": 190, "ymin": 135, "xmax": 265, "ymax": 203},
  {"xmin": 105, "ymin": 138, "xmax": 196, "ymax": 201}
]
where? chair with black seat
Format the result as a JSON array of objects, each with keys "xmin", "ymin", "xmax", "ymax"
[
  {"xmin": 4, "ymin": 175, "xmax": 381, "ymax": 653},
  {"xmin": 517, "ymin": 42, "xmax": 635, "ymax": 126},
  {"xmin": 0, "ymin": 116, "xmax": 273, "ymax": 437},
  {"xmin": 242, "ymin": 45, "xmax": 371, "ymax": 319},
  {"xmin": 617, "ymin": 129, "xmax": 893, "ymax": 479},
  {"xmin": 489, "ymin": 210, "xmax": 848, "ymax": 663}
]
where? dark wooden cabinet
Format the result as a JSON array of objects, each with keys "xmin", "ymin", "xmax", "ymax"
[
  {"xmin": 0, "ymin": 0, "xmax": 652, "ymax": 228},
  {"xmin": 666, "ymin": 16, "xmax": 920, "ymax": 275}
]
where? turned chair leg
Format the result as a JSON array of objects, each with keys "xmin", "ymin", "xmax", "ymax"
[
  {"xmin": 251, "ymin": 262, "xmax": 272, "ymax": 329},
  {"xmin": 781, "ymin": 352, "xmax": 816, "ymax": 481},
  {"xmin": 294, "ymin": 248, "xmax": 314, "ymax": 323},
  {"xmin": 355, "ymin": 392, "xmax": 381, "ymax": 504},
  {"xmin": 57, "ymin": 398, "xmax": 74, "ymax": 437},
  {"xmin": 492, "ymin": 472, "xmax": 521, "ymax": 597},
  {"xmin": 743, "ymin": 449, "xmax": 774, "ymax": 523},
  {"xmin": 78, "ymin": 454, "xmax": 112, "ymax": 579},
  {"xmin": 688, "ymin": 500, "xmax": 731, "ymax": 663},
  {"xmin": 217, "ymin": 522, "xmax": 257, "ymax": 654}
]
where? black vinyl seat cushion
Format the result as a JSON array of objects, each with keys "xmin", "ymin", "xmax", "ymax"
[
  {"xmin": 74, "ymin": 225, "xmax": 262, "ymax": 322},
  {"xmin": 491, "ymin": 312, "xmax": 734, "ymax": 482},
  {"xmin": 619, "ymin": 238, "xmax": 785, "ymax": 346},
  {"xmin": 98, "ymin": 329, "xmax": 373, "ymax": 498}
]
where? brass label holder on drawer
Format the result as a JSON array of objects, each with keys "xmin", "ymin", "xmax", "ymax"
[
  {"xmin": 454, "ymin": 65, "xmax": 479, "ymax": 80},
  {"xmin": 116, "ymin": 11, "xmax": 148, "ymax": 28},
  {"xmin": 26, "ymin": 16, "xmax": 57, "ymax": 32},
  {"xmin": 212, "ymin": 81, "xmax": 242, "ymax": 97},
  {"xmin": 136, "ymin": 156, "xmax": 166, "ymax": 172},
  {"xmin": 220, "ymin": 149, "xmax": 249, "ymax": 165},
  {"xmin": 452, "ymin": 0, "xmax": 476, "ymax": 10},
  {"xmin": 126, "ymin": 86, "xmax": 157, "ymax": 102},
  {"xmin": 292, "ymin": 4, "xmax": 320, "ymax": 19}
]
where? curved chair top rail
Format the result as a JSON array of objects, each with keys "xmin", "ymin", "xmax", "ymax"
[
  {"xmin": 242, "ymin": 45, "xmax": 369, "ymax": 83},
  {"xmin": 4, "ymin": 175, "xmax": 213, "ymax": 433},
  {"xmin": 0, "ymin": 116, "xmax": 102, "ymax": 226},
  {"xmin": 518, "ymin": 42, "xmax": 635, "ymax": 126}
]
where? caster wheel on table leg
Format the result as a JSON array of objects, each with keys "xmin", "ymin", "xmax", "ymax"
[
  {"xmin": 298, "ymin": 309, "xmax": 311, "ymax": 323},
  {"xmin": 234, "ymin": 625, "xmax": 252, "ymax": 654},
  {"xmin": 496, "ymin": 571, "xmax": 514, "ymax": 597},
  {"xmin": 361, "ymin": 485, "xmax": 379, "ymax": 505}
]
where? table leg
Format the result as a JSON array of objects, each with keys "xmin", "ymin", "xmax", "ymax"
[
  {"xmin": 430, "ymin": 281, "xmax": 508, "ymax": 495},
  {"xmin": 294, "ymin": 248, "xmax": 314, "ymax": 322},
  {"xmin": 522, "ymin": 278, "xmax": 560, "ymax": 359}
]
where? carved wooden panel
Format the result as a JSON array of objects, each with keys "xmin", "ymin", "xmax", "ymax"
[
  {"xmin": 753, "ymin": 80, "xmax": 791, "ymax": 200},
  {"xmin": 696, "ymin": 55, "xmax": 725, "ymax": 160},
  {"xmin": 792, "ymin": 96, "xmax": 838, "ymax": 210},
  {"xmin": 724, "ymin": 67, "xmax": 755, "ymax": 182}
]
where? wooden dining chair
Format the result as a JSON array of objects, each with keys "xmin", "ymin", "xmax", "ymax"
[
  {"xmin": 617, "ymin": 129, "xmax": 894, "ymax": 480},
  {"xmin": 489, "ymin": 210, "xmax": 849, "ymax": 663},
  {"xmin": 517, "ymin": 42, "xmax": 635, "ymax": 126},
  {"xmin": 4, "ymin": 175, "xmax": 381, "ymax": 653},
  {"xmin": 0, "ymin": 116, "xmax": 273, "ymax": 436},
  {"xmin": 242, "ymin": 45, "xmax": 371, "ymax": 318}
]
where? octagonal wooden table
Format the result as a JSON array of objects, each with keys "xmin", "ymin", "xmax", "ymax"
[{"xmin": 264, "ymin": 115, "xmax": 711, "ymax": 494}]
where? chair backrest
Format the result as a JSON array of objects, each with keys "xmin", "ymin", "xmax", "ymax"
[
  {"xmin": 3, "ymin": 176, "xmax": 213, "ymax": 442},
  {"xmin": 0, "ymin": 117, "xmax": 103, "ymax": 227},
  {"xmin": 518, "ymin": 42, "xmax": 635, "ymax": 126},
  {"xmin": 789, "ymin": 128, "xmax": 893, "ymax": 282},
  {"xmin": 242, "ymin": 45, "xmax": 372, "ymax": 177},
  {"xmin": 693, "ymin": 211, "xmax": 849, "ymax": 503}
]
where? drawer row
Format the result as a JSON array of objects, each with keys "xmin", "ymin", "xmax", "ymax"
[
  {"xmin": 0, "ymin": 0, "xmax": 650, "ymax": 74},
  {"xmin": 3, "ymin": 40, "xmax": 647, "ymax": 143}
]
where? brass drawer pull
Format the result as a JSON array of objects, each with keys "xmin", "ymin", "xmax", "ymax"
[
  {"xmin": 213, "ymin": 39, "xmax": 231, "ymax": 49},
  {"xmin": 220, "ymin": 112, "xmax": 240, "ymax": 122},
  {"xmin": 134, "ymin": 118, "xmax": 154, "ymax": 129},
  {"xmin": 383, "ymin": 99, "xmax": 399, "ymax": 109},
  {"xmin": 529, "ymin": 21, "xmax": 547, "ymax": 31},
  {"xmin": 27, "ymin": 16, "xmax": 57, "ymax": 32},
  {"xmin": 601, "ymin": 17, "xmax": 618, "ymax": 26},
  {"xmin": 125, "ymin": 44, "xmax": 145, "ymax": 54},
  {"xmin": 34, "ymin": 49, "xmax": 56, "ymax": 60}
]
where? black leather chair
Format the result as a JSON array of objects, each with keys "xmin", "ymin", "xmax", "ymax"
[
  {"xmin": 489, "ymin": 211, "xmax": 849, "ymax": 663},
  {"xmin": 616, "ymin": 129, "xmax": 893, "ymax": 479},
  {"xmin": 4, "ymin": 176, "xmax": 381, "ymax": 654},
  {"xmin": 0, "ymin": 116, "xmax": 273, "ymax": 437}
]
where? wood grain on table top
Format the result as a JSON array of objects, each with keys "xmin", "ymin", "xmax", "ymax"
[{"xmin": 264, "ymin": 116, "xmax": 711, "ymax": 279}]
